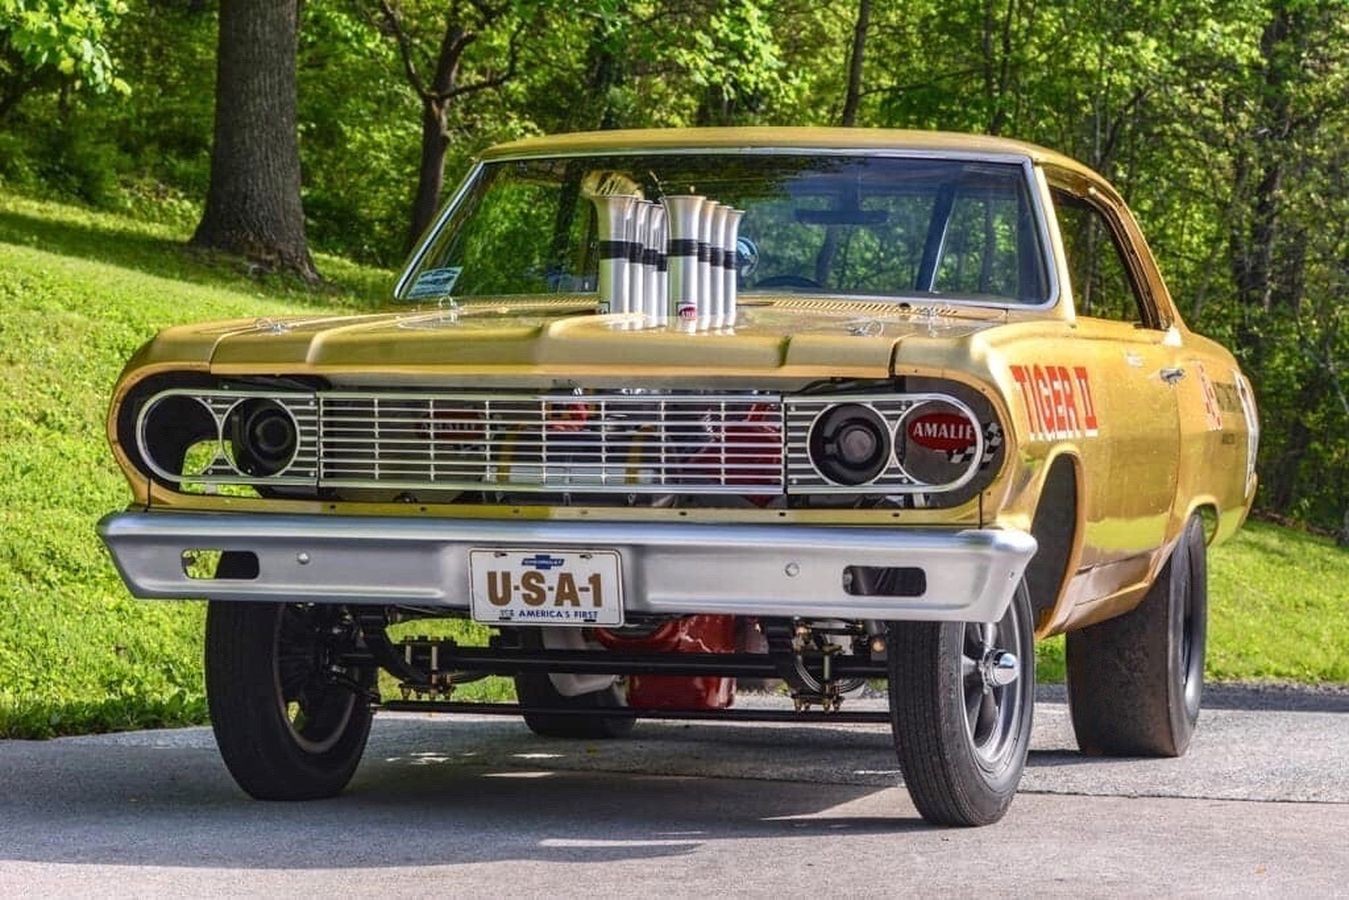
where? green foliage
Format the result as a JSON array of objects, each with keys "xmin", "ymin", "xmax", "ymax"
[{"xmin": 0, "ymin": 0, "xmax": 129, "ymax": 108}]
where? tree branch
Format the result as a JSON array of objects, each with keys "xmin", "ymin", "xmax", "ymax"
[
  {"xmin": 377, "ymin": 0, "xmax": 429, "ymax": 98},
  {"xmin": 443, "ymin": 14, "xmax": 525, "ymax": 100}
]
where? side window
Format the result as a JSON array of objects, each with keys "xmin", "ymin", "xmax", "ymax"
[{"xmin": 1051, "ymin": 190, "xmax": 1149, "ymax": 325}]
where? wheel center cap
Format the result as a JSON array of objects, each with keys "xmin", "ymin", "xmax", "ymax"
[{"xmin": 980, "ymin": 649, "xmax": 1020, "ymax": 688}]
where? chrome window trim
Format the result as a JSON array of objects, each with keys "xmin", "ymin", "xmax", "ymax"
[{"xmin": 394, "ymin": 148, "xmax": 1060, "ymax": 312}]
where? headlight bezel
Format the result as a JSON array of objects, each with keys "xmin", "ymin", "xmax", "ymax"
[
  {"xmin": 133, "ymin": 386, "xmax": 318, "ymax": 489},
  {"xmin": 787, "ymin": 391, "xmax": 993, "ymax": 496}
]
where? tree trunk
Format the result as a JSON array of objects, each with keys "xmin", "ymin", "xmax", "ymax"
[
  {"xmin": 1233, "ymin": 4, "xmax": 1297, "ymax": 312},
  {"xmin": 191, "ymin": 0, "xmax": 318, "ymax": 282},
  {"xmin": 840, "ymin": 0, "xmax": 870, "ymax": 127},
  {"xmin": 409, "ymin": 97, "xmax": 450, "ymax": 248}
]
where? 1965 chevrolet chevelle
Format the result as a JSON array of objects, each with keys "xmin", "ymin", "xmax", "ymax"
[{"xmin": 99, "ymin": 128, "xmax": 1258, "ymax": 826}]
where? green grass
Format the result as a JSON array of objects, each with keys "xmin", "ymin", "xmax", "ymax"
[
  {"xmin": 1, "ymin": 191, "xmax": 1344, "ymax": 739},
  {"xmin": 1035, "ymin": 521, "xmax": 1349, "ymax": 683}
]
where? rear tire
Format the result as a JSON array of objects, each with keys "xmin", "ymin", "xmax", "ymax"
[
  {"xmin": 513, "ymin": 629, "xmax": 634, "ymax": 739},
  {"xmin": 887, "ymin": 581, "xmax": 1035, "ymax": 827},
  {"xmin": 205, "ymin": 601, "xmax": 373, "ymax": 800},
  {"xmin": 1065, "ymin": 513, "xmax": 1207, "ymax": 757}
]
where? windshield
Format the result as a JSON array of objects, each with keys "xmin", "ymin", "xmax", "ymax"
[{"xmin": 399, "ymin": 152, "xmax": 1051, "ymax": 306}]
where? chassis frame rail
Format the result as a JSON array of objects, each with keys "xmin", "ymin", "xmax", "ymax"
[
  {"xmin": 353, "ymin": 645, "xmax": 890, "ymax": 680},
  {"xmin": 379, "ymin": 700, "xmax": 892, "ymax": 725}
]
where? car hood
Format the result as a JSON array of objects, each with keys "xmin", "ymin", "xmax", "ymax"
[{"xmin": 137, "ymin": 298, "xmax": 1006, "ymax": 385}]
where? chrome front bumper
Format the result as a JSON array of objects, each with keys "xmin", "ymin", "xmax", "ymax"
[{"xmin": 97, "ymin": 512, "xmax": 1037, "ymax": 623}]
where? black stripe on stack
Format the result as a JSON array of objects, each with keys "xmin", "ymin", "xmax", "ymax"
[{"xmin": 598, "ymin": 240, "xmax": 632, "ymax": 260}]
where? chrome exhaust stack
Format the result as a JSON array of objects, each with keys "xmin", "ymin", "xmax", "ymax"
[
  {"xmin": 663, "ymin": 195, "xmax": 704, "ymax": 325},
  {"xmin": 591, "ymin": 194, "xmax": 637, "ymax": 315},
  {"xmin": 722, "ymin": 208, "xmax": 743, "ymax": 328},
  {"xmin": 645, "ymin": 204, "xmax": 666, "ymax": 325},
  {"xmin": 708, "ymin": 204, "xmax": 731, "ymax": 328},
  {"xmin": 625, "ymin": 200, "xmax": 652, "ymax": 320},
  {"xmin": 697, "ymin": 200, "xmax": 720, "ymax": 331}
]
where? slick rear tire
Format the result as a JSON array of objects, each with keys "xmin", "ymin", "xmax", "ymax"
[
  {"xmin": 513, "ymin": 630, "xmax": 634, "ymax": 739},
  {"xmin": 887, "ymin": 581, "xmax": 1035, "ymax": 827},
  {"xmin": 1065, "ymin": 513, "xmax": 1208, "ymax": 757},
  {"xmin": 205, "ymin": 601, "xmax": 373, "ymax": 800}
]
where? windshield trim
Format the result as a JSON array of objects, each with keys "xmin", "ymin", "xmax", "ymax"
[{"xmin": 394, "ymin": 147, "xmax": 1060, "ymax": 312}]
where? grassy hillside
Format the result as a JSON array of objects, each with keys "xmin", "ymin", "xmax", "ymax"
[
  {"xmin": 1, "ymin": 192, "xmax": 1345, "ymax": 739},
  {"xmin": 1035, "ymin": 521, "xmax": 1349, "ymax": 683}
]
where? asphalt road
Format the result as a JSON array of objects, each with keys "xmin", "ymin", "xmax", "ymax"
[{"xmin": 1, "ymin": 685, "xmax": 1346, "ymax": 896}]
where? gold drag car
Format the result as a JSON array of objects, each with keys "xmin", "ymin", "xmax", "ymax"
[{"xmin": 99, "ymin": 128, "xmax": 1258, "ymax": 826}]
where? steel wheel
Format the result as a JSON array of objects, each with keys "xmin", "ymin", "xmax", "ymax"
[
  {"xmin": 960, "ymin": 603, "xmax": 1029, "ymax": 772},
  {"xmin": 274, "ymin": 605, "xmax": 357, "ymax": 755}
]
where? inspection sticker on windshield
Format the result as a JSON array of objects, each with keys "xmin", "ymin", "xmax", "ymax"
[
  {"xmin": 469, "ymin": 548, "xmax": 624, "ymax": 627},
  {"xmin": 407, "ymin": 266, "xmax": 462, "ymax": 299}
]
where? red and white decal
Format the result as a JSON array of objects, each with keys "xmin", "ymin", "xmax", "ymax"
[
  {"xmin": 1234, "ymin": 370, "xmax": 1259, "ymax": 492},
  {"xmin": 1195, "ymin": 363, "xmax": 1223, "ymax": 432},
  {"xmin": 1008, "ymin": 364, "xmax": 1099, "ymax": 441},
  {"xmin": 906, "ymin": 413, "xmax": 979, "ymax": 453}
]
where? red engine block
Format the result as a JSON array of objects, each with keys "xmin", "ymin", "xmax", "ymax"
[{"xmin": 594, "ymin": 615, "xmax": 738, "ymax": 710}]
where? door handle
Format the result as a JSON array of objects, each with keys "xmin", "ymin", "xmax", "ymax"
[{"xmin": 1160, "ymin": 367, "xmax": 1186, "ymax": 385}]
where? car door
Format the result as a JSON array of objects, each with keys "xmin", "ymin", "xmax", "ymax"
[{"xmin": 1050, "ymin": 187, "xmax": 1181, "ymax": 599}]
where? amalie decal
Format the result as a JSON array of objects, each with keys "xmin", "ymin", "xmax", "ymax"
[
  {"xmin": 1008, "ymin": 364, "xmax": 1099, "ymax": 441},
  {"xmin": 907, "ymin": 413, "xmax": 978, "ymax": 453}
]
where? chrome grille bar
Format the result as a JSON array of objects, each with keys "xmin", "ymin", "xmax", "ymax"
[{"xmin": 317, "ymin": 391, "xmax": 785, "ymax": 495}]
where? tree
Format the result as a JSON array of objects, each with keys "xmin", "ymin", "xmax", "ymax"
[
  {"xmin": 374, "ymin": 0, "xmax": 529, "ymax": 249},
  {"xmin": 191, "ymin": 0, "xmax": 318, "ymax": 281},
  {"xmin": 0, "ymin": 0, "xmax": 128, "ymax": 121},
  {"xmin": 839, "ymin": 0, "xmax": 870, "ymax": 127}
]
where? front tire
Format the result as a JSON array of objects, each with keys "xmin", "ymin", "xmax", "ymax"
[
  {"xmin": 1065, "ymin": 513, "xmax": 1208, "ymax": 757},
  {"xmin": 205, "ymin": 601, "xmax": 373, "ymax": 800},
  {"xmin": 513, "ymin": 629, "xmax": 634, "ymax": 739},
  {"xmin": 887, "ymin": 581, "xmax": 1035, "ymax": 827}
]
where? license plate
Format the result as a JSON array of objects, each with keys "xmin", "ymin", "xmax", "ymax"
[{"xmin": 468, "ymin": 548, "xmax": 623, "ymax": 627}]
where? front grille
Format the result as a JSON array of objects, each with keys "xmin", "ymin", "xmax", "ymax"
[
  {"xmin": 134, "ymin": 386, "xmax": 995, "ymax": 500},
  {"xmin": 318, "ymin": 392, "xmax": 785, "ymax": 494}
]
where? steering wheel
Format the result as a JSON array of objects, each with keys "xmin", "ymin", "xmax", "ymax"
[{"xmin": 755, "ymin": 274, "xmax": 821, "ymax": 290}]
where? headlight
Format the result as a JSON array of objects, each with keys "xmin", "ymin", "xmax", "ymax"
[
  {"xmin": 130, "ymin": 385, "xmax": 317, "ymax": 489},
  {"xmin": 895, "ymin": 400, "xmax": 982, "ymax": 487},
  {"xmin": 786, "ymin": 386, "xmax": 999, "ymax": 503},
  {"xmin": 137, "ymin": 394, "xmax": 219, "ymax": 481},
  {"xmin": 226, "ymin": 399, "xmax": 299, "ymax": 476},
  {"xmin": 807, "ymin": 403, "xmax": 892, "ymax": 486}
]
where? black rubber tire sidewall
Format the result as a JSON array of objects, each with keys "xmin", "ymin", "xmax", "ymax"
[
  {"xmin": 886, "ymin": 581, "xmax": 1035, "ymax": 827},
  {"xmin": 205, "ymin": 601, "xmax": 373, "ymax": 800},
  {"xmin": 1065, "ymin": 514, "xmax": 1207, "ymax": 757}
]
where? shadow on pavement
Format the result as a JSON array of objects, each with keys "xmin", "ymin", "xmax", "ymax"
[
  {"xmin": 0, "ymin": 734, "xmax": 929, "ymax": 870},
  {"xmin": 1037, "ymin": 682, "xmax": 1349, "ymax": 714}
]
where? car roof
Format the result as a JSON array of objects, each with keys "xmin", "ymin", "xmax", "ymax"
[{"xmin": 479, "ymin": 126, "xmax": 1098, "ymax": 177}]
